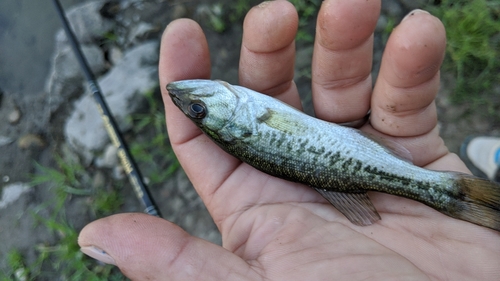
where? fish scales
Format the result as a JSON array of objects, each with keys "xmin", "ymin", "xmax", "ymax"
[
  {"xmin": 167, "ymin": 79, "xmax": 500, "ymax": 231},
  {"xmin": 222, "ymin": 104, "xmax": 455, "ymax": 207}
]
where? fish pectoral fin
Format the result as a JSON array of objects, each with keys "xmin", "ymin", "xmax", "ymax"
[{"xmin": 314, "ymin": 188, "xmax": 381, "ymax": 226}]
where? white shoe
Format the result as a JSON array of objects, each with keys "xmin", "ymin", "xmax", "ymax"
[{"xmin": 460, "ymin": 136, "xmax": 500, "ymax": 182}]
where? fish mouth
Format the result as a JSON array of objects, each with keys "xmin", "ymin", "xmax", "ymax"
[
  {"xmin": 170, "ymin": 93, "xmax": 183, "ymax": 108},
  {"xmin": 166, "ymin": 82, "xmax": 188, "ymax": 109}
]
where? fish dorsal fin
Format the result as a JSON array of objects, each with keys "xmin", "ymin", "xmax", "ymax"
[
  {"xmin": 314, "ymin": 188, "xmax": 381, "ymax": 226},
  {"xmin": 359, "ymin": 131, "xmax": 413, "ymax": 164}
]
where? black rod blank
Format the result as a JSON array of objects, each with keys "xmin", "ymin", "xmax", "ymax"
[{"xmin": 52, "ymin": 0, "xmax": 161, "ymax": 217}]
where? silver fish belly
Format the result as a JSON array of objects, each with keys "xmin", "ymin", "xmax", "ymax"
[{"xmin": 167, "ymin": 79, "xmax": 500, "ymax": 231}]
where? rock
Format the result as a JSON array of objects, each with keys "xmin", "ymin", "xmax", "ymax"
[
  {"xmin": 0, "ymin": 182, "xmax": 31, "ymax": 209},
  {"xmin": 381, "ymin": 0, "xmax": 403, "ymax": 18},
  {"xmin": 95, "ymin": 144, "xmax": 118, "ymax": 168},
  {"xmin": 17, "ymin": 134, "xmax": 45, "ymax": 149},
  {"xmin": 0, "ymin": 136, "xmax": 13, "ymax": 147},
  {"xmin": 128, "ymin": 22, "xmax": 160, "ymax": 43},
  {"xmin": 60, "ymin": 143, "xmax": 82, "ymax": 168},
  {"xmin": 112, "ymin": 166, "xmax": 126, "ymax": 180},
  {"xmin": 55, "ymin": 1, "xmax": 115, "ymax": 46},
  {"xmin": 64, "ymin": 41, "xmax": 159, "ymax": 161},
  {"xmin": 100, "ymin": 1, "xmax": 121, "ymax": 19},
  {"xmin": 169, "ymin": 197, "xmax": 184, "ymax": 213},
  {"xmin": 45, "ymin": 44, "xmax": 107, "ymax": 113},
  {"xmin": 8, "ymin": 106, "xmax": 21, "ymax": 124},
  {"xmin": 375, "ymin": 14, "xmax": 389, "ymax": 33},
  {"xmin": 14, "ymin": 268, "xmax": 27, "ymax": 281},
  {"xmin": 92, "ymin": 171, "xmax": 106, "ymax": 189},
  {"xmin": 45, "ymin": 1, "xmax": 115, "ymax": 113},
  {"xmin": 171, "ymin": 4, "xmax": 188, "ymax": 19},
  {"xmin": 108, "ymin": 46, "xmax": 123, "ymax": 65}
]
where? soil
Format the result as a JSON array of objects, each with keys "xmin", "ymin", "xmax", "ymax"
[{"xmin": 0, "ymin": 0, "xmax": 498, "ymax": 278}]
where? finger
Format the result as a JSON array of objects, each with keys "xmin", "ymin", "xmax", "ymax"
[
  {"xmin": 370, "ymin": 10, "xmax": 446, "ymax": 137},
  {"xmin": 366, "ymin": 10, "xmax": 447, "ymax": 166},
  {"xmin": 78, "ymin": 214, "xmax": 256, "ymax": 280},
  {"xmin": 311, "ymin": 0, "xmax": 381, "ymax": 123},
  {"xmin": 239, "ymin": 0, "xmax": 301, "ymax": 108},
  {"xmin": 159, "ymin": 20, "xmax": 241, "ymax": 204},
  {"xmin": 159, "ymin": 19, "xmax": 211, "ymax": 145}
]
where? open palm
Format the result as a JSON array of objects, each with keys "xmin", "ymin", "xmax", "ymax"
[{"xmin": 78, "ymin": 1, "xmax": 500, "ymax": 280}]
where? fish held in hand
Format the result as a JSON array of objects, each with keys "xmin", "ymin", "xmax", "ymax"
[{"xmin": 166, "ymin": 79, "xmax": 500, "ymax": 231}]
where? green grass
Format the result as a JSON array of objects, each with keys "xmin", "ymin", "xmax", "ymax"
[
  {"xmin": 4, "ymin": 249, "xmax": 29, "ymax": 281},
  {"xmin": 427, "ymin": 0, "xmax": 500, "ymax": 118},
  {"xmin": 204, "ymin": 0, "xmax": 321, "ymax": 40},
  {"xmin": 1, "ymin": 87, "xmax": 180, "ymax": 280},
  {"xmin": 2, "ymin": 153, "xmax": 125, "ymax": 280},
  {"xmin": 289, "ymin": 0, "xmax": 321, "ymax": 43},
  {"xmin": 201, "ymin": 0, "xmax": 259, "ymax": 33},
  {"xmin": 29, "ymin": 217, "xmax": 122, "ymax": 280}
]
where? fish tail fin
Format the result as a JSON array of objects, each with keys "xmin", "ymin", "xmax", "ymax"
[{"xmin": 449, "ymin": 174, "xmax": 500, "ymax": 231}]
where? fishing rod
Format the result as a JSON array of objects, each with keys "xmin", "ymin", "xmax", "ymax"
[{"xmin": 52, "ymin": 0, "xmax": 162, "ymax": 217}]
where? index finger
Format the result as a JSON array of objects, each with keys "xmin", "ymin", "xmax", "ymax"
[{"xmin": 159, "ymin": 19, "xmax": 242, "ymax": 202}]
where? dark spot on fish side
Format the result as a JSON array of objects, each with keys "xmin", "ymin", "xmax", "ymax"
[
  {"xmin": 353, "ymin": 160, "xmax": 363, "ymax": 172},
  {"xmin": 342, "ymin": 158, "xmax": 353, "ymax": 170}
]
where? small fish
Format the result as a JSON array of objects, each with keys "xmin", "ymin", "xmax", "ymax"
[{"xmin": 167, "ymin": 79, "xmax": 500, "ymax": 231}]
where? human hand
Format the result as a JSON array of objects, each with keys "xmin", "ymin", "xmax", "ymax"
[{"xmin": 78, "ymin": 1, "xmax": 500, "ymax": 280}]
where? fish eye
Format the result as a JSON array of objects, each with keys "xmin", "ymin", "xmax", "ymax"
[{"xmin": 187, "ymin": 102, "xmax": 206, "ymax": 119}]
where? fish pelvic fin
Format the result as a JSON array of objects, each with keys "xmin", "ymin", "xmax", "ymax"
[
  {"xmin": 314, "ymin": 188, "xmax": 381, "ymax": 226},
  {"xmin": 449, "ymin": 174, "xmax": 500, "ymax": 232}
]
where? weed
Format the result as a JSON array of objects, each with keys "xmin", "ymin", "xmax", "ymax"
[
  {"xmin": 228, "ymin": 0, "xmax": 255, "ymax": 23},
  {"xmin": 201, "ymin": 0, "xmax": 260, "ymax": 33},
  {"xmin": 207, "ymin": 3, "xmax": 226, "ymax": 33},
  {"xmin": 382, "ymin": 15, "xmax": 396, "ymax": 44},
  {"xmin": 4, "ymin": 153, "xmax": 126, "ymax": 280},
  {"xmin": 91, "ymin": 187, "xmax": 123, "ymax": 217},
  {"xmin": 129, "ymin": 89, "xmax": 180, "ymax": 185},
  {"xmin": 427, "ymin": 0, "xmax": 500, "ymax": 118},
  {"xmin": 31, "ymin": 154, "xmax": 90, "ymax": 201},
  {"xmin": 30, "ymin": 217, "xmax": 123, "ymax": 280},
  {"xmin": 289, "ymin": 0, "xmax": 321, "ymax": 43},
  {"xmin": 2, "ymin": 249, "xmax": 29, "ymax": 281},
  {"xmin": 101, "ymin": 31, "xmax": 119, "ymax": 46},
  {"xmin": 5, "ymin": 86, "xmax": 179, "ymax": 279}
]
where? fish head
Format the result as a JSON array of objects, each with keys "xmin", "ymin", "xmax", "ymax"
[{"xmin": 166, "ymin": 79, "xmax": 241, "ymax": 135}]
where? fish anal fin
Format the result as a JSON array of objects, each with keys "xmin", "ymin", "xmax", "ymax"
[{"xmin": 314, "ymin": 188, "xmax": 381, "ymax": 226}]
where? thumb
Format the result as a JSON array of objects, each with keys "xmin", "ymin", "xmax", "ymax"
[{"xmin": 78, "ymin": 213, "xmax": 253, "ymax": 280}]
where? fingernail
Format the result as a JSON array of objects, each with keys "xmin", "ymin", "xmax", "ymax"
[
  {"xmin": 80, "ymin": 246, "xmax": 117, "ymax": 266},
  {"xmin": 402, "ymin": 9, "xmax": 430, "ymax": 22},
  {"xmin": 257, "ymin": 1, "xmax": 272, "ymax": 8}
]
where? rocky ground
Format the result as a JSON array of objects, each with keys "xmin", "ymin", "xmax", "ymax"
[{"xmin": 0, "ymin": 0, "xmax": 498, "ymax": 278}]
